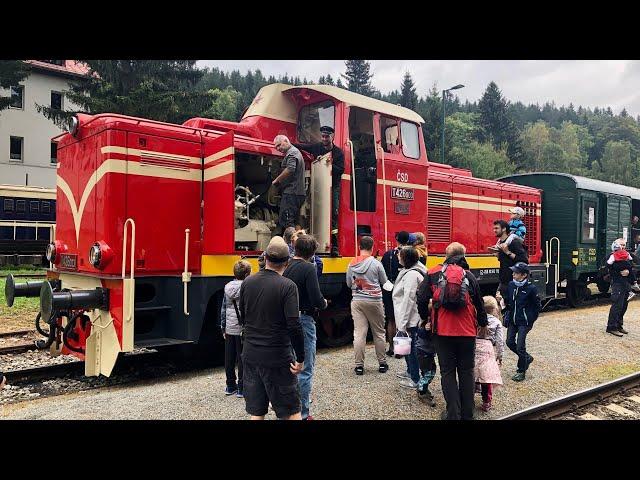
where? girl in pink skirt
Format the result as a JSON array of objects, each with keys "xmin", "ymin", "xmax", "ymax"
[{"xmin": 474, "ymin": 296, "xmax": 505, "ymax": 412}]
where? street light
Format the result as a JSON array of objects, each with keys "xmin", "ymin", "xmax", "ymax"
[{"xmin": 441, "ymin": 84, "xmax": 465, "ymax": 164}]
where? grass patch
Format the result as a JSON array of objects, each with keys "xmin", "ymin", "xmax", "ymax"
[
  {"xmin": 0, "ymin": 277, "xmax": 40, "ymax": 332},
  {"xmin": 1, "ymin": 265, "xmax": 46, "ymax": 277},
  {"xmin": 586, "ymin": 362, "xmax": 640, "ymax": 380}
]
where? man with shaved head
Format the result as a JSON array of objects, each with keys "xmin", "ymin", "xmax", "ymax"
[{"xmin": 273, "ymin": 135, "xmax": 306, "ymax": 235}]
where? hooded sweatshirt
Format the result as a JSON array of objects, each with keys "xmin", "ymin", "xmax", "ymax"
[
  {"xmin": 346, "ymin": 254, "xmax": 388, "ymax": 302},
  {"xmin": 220, "ymin": 279, "xmax": 243, "ymax": 335},
  {"xmin": 392, "ymin": 261, "xmax": 427, "ymax": 331}
]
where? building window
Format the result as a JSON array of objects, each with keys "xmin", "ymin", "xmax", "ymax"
[
  {"xmin": 30, "ymin": 201, "xmax": 40, "ymax": 213},
  {"xmin": 51, "ymin": 91, "xmax": 63, "ymax": 110},
  {"xmin": 10, "ymin": 136, "xmax": 24, "ymax": 161},
  {"xmin": 3, "ymin": 199, "xmax": 14, "ymax": 212},
  {"xmin": 41, "ymin": 201, "xmax": 51, "ymax": 213},
  {"xmin": 400, "ymin": 121, "xmax": 420, "ymax": 159},
  {"xmin": 16, "ymin": 200, "xmax": 26, "ymax": 213},
  {"xmin": 42, "ymin": 60, "xmax": 65, "ymax": 66},
  {"xmin": 10, "ymin": 85, "xmax": 24, "ymax": 109},
  {"xmin": 51, "ymin": 142, "xmax": 58, "ymax": 164}
]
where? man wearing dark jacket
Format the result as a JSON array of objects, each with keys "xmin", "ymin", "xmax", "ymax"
[
  {"xmin": 239, "ymin": 236, "xmax": 305, "ymax": 420},
  {"xmin": 294, "ymin": 126, "xmax": 345, "ymax": 257},
  {"xmin": 493, "ymin": 219, "xmax": 528, "ymax": 303},
  {"xmin": 607, "ymin": 238, "xmax": 633, "ymax": 336},
  {"xmin": 284, "ymin": 234, "xmax": 328, "ymax": 420},
  {"xmin": 504, "ymin": 262, "xmax": 541, "ymax": 382},
  {"xmin": 381, "ymin": 230, "xmax": 411, "ymax": 356},
  {"xmin": 417, "ymin": 242, "xmax": 488, "ymax": 421}
]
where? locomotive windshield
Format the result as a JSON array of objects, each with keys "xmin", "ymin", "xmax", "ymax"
[{"xmin": 297, "ymin": 101, "xmax": 335, "ymax": 143}]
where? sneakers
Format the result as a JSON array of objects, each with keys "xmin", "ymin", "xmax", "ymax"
[
  {"xmin": 418, "ymin": 388, "xmax": 436, "ymax": 407},
  {"xmin": 396, "ymin": 371, "xmax": 411, "ymax": 380},
  {"xmin": 236, "ymin": 389, "xmax": 244, "ymax": 398},
  {"xmin": 632, "ymin": 282, "xmax": 640, "ymax": 293},
  {"xmin": 304, "ymin": 415, "xmax": 315, "ymax": 421},
  {"xmin": 386, "ymin": 349, "xmax": 394, "ymax": 357},
  {"xmin": 224, "ymin": 386, "xmax": 238, "ymax": 396},
  {"xmin": 618, "ymin": 327, "xmax": 629, "ymax": 334},
  {"xmin": 399, "ymin": 378, "xmax": 418, "ymax": 389},
  {"xmin": 627, "ymin": 292, "xmax": 636, "ymax": 302},
  {"xmin": 480, "ymin": 402, "xmax": 492, "ymax": 412},
  {"xmin": 475, "ymin": 383, "xmax": 482, "ymax": 394},
  {"xmin": 354, "ymin": 366, "xmax": 364, "ymax": 375},
  {"xmin": 527, "ymin": 355, "xmax": 534, "ymax": 366},
  {"xmin": 607, "ymin": 328, "xmax": 624, "ymax": 337},
  {"xmin": 378, "ymin": 363, "xmax": 389, "ymax": 373},
  {"xmin": 512, "ymin": 372, "xmax": 526, "ymax": 382}
]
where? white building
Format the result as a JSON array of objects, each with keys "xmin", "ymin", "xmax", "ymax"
[{"xmin": 0, "ymin": 60, "xmax": 89, "ymax": 188}]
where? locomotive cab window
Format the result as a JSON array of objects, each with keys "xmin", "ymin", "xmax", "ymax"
[
  {"xmin": 380, "ymin": 116, "xmax": 400, "ymax": 154},
  {"xmin": 297, "ymin": 101, "xmax": 335, "ymax": 143},
  {"xmin": 581, "ymin": 198, "xmax": 597, "ymax": 243},
  {"xmin": 400, "ymin": 121, "xmax": 420, "ymax": 159}
]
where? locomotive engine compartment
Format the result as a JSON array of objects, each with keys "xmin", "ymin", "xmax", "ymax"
[{"xmin": 233, "ymin": 152, "xmax": 311, "ymax": 251}]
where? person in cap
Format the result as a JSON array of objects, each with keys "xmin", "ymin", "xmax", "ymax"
[
  {"xmin": 503, "ymin": 262, "xmax": 541, "ymax": 382},
  {"xmin": 605, "ymin": 238, "xmax": 639, "ymax": 336},
  {"xmin": 492, "ymin": 219, "xmax": 529, "ymax": 307},
  {"xmin": 273, "ymin": 135, "xmax": 307, "ymax": 236},
  {"xmin": 381, "ymin": 231, "xmax": 411, "ymax": 356},
  {"xmin": 294, "ymin": 126, "xmax": 345, "ymax": 257},
  {"xmin": 238, "ymin": 236, "xmax": 305, "ymax": 420},
  {"xmin": 507, "ymin": 206, "xmax": 527, "ymax": 246}
]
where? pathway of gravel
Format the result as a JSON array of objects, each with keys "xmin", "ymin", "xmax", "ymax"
[{"xmin": 2, "ymin": 300, "xmax": 640, "ymax": 420}]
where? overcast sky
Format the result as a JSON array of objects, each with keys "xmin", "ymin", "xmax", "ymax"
[{"xmin": 198, "ymin": 60, "xmax": 640, "ymax": 118}]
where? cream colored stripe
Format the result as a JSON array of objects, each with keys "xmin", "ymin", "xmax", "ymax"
[
  {"xmin": 453, "ymin": 200, "xmax": 505, "ymax": 212},
  {"xmin": 128, "ymin": 162, "xmax": 201, "ymax": 181},
  {"xmin": 100, "ymin": 146, "xmax": 201, "ymax": 165},
  {"xmin": 204, "ymin": 147, "xmax": 235, "ymax": 165},
  {"xmin": 0, "ymin": 189, "xmax": 56, "ymax": 199},
  {"xmin": 340, "ymin": 173, "xmax": 428, "ymax": 191},
  {"xmin": 204, "ymin": 161, "xmax": 235, "ymax": 182}
]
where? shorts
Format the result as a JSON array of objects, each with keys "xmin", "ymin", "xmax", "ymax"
[{"xmin": 243, "ymin": 360, "xmax": 301, "ymax": 418}]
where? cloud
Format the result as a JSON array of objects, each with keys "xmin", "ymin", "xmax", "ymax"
[{"xmin": 197, "ymin": 60, "xmax": 640, "ymax": 118}]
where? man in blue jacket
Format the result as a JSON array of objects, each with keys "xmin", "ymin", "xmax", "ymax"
[{"xmin": 504, "ymin": 262, "xmax": 541, "ymax": 382}]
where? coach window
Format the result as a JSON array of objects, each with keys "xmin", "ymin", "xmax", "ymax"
[
  {"xmin": 42, "ymin": 201, "xmax": 51, "ymax": 214},
  {"xmin": 3, "ymin": 199, "xmax": 14, "ymax": 212},
  {"xmin": 380, "ymin": 116, "xmax": 400, "ymax": 154},
  {"xmin": 10, "ymin": 85, "xmax": 24, "ymax": 109},
  {"xmin": 400, "ymin": 121, "xmax": 420, "ymax": 159},
  {"xmin": 16, "ymin": 200, "xmax": 26, "ymax": 213},
  {"xmin": 10, "ymin": 136, "xmax": 23, "ymax": 161},
  {"xmin": 30, "ymin": 201, "xmax": 39, "ymax": 213},
  {"xmin": 51, "ymin": 142, "xmax": 58, "ymax": 164},
  {"xmin": 297, "ymin": 101, "xmax": 335, "ymax": 143},
  {"xmin": 581, "ymin": 198, "xmax": 597, "ymax": 243}
]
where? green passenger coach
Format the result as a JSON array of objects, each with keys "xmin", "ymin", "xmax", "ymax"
[{"xmin": 499, "ymin": 173, "xmax": 640, "ymax": 307}]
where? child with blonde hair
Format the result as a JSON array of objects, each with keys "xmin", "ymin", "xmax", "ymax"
[{"xmin": 474, "ymin": 296, "xmax": 504, "ymax": 412}]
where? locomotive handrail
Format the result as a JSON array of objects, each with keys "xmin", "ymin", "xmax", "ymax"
[
  {"xmin": 377, "ymin": 144, "xmax": 389, "ymax": 251},
  {"xmin": 545, "ymin": 236, "xmax": 560, "ymax": 298},
  {"xmin": 348, "ymin": 139, "xmax": 358, "ymax": 255},
  {"xmin": 122, "ymin": 218, "xmax": 136, "ymax": 328},
  {"xmin": 183, "ymin": 228, "xmax": 191, "ymax": 316}
]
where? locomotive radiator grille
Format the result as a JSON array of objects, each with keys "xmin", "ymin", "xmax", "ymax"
[
  {"xmin": 428, "ymin": 190, "xmax": 452, "ymax": 243},
  {"xmin": 516, "ymin": 200, "xmax": 538, "ymax": 253}
]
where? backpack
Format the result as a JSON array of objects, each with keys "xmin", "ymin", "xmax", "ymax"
[{"xmin": 433, "ymin": 264, "xmax": 470, "ymax": 310}]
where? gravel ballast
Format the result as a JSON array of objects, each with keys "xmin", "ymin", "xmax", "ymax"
[{"xmin": 2, "ymin": 299, "xmax": 640, "ymax": 420}]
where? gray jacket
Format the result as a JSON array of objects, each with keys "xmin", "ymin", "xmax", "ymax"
[
  {"xmin": 346, "ymin": 255, "xmax": 388, "ymax": 302},
  {"xmin": 392, "ymin": 262, "xmax": 427, "ymax": 332},
  {"xmin": 220, "ymin": 279, "xmax": 243, "ymax": 335}
]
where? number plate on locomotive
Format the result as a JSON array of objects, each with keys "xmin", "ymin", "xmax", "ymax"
[
  {"xmin": 390, "ymin": 187, "xmax": 414, "ymax": 201},
  {"xmin": 60, "ymin": 254, "xmax": 78, "ymax": 270}
]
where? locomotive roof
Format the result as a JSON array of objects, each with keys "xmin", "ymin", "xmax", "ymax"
[
  {"xmin": 243, "ymin": 83, "xmax": 425, "ymax": 125},
  {"xmin": 499, "ymin": 172, "xmax": 640, "ymax": 200}
]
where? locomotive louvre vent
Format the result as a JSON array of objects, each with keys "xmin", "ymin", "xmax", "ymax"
[
  {"xmin": 428, "ymin": 190, "xmax": 452, "ymax": 243},
  {"xmin": 517, "ymin": 200, "xmax": 537, "ymax": 253}
]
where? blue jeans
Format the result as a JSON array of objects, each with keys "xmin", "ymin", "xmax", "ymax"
[
  {"xmin": 506, "ymin": 324, "xmax": 533, "ymax": 373},
  {"xmin": 298, "ymin": 314, "xmax": 317, "ymax": 419},
  {"xmin": 404, "ymin": 327, "xmax": 420, "ymax": 384}
]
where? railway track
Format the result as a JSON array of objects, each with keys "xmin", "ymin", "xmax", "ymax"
[
  {"xmin": 0, "ymin": 343, "xmax": 36, "ymax": 355},
  {"xmin": 500, "ymin": 371, "xmax": 640, "ymax": 420}
]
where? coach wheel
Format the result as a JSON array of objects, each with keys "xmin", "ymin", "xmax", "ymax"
[
  {"xmin": 596, "ymin": 279, "xmax": 610, "ymax": 294},
  {"xmin": 316, "ymin": 311, "xmax": 354, "ymax": 348},
  {"xmin": 566, "ymin": 280, "xmax": 589, "ymax": 307}
]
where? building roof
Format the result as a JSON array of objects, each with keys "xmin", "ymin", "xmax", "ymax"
[
  {"xmin": 24, "ymin": 60, "xmax": 91, "ymax": 79},
  {"xmin": 499, "ymin": 172, "xmax": 640, "ymax": 200},
  {"xmin": 283, "ymin": 84, "xmax": 425, "ymax": 124}
]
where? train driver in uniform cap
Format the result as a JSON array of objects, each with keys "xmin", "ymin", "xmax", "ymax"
[{"xmin": 294, "ymin": 125, "xmax": 345, "ymax": 257}]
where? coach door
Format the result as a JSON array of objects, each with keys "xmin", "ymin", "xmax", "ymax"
[{"xmin": 202, "ymin": 131, "xmax": 235, "ymax": 254}]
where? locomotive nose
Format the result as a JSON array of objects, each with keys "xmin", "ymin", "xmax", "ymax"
[{"xmin": 5, "ymin": 274, "xmax": 47, "ymax": 308}]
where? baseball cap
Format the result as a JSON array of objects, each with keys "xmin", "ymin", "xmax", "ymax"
[
  {"xmin": 265, "ymin": 236, "xmax": 290, "ymax": 263},
  {"xmin": 509, "ymin": 262, "xmax": 530, "ymax": 274},
  {"xmin": 509, "ymin": 207, "xmax": 525, "ymax": 216}
]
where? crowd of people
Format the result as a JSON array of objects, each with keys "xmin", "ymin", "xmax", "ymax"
[{"xmin": 229, "ymin": 207, "xmax": 545, "ymax": 420}]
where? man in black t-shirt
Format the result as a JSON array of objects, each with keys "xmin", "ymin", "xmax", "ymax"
[
  {"xmin": 239, "ymin": 236, "xmax": 305, "ymax": 420},
  {"xmin": 294, "ymin": 126, "xmax": 345, "ymax": 257},
  {"xmin": 492, "ymin": 219, "xmax": 529, "ymax": 302}
]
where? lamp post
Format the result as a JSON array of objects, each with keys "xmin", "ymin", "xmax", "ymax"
[{"xmin": 441, "ymin": 84, "xmax": 465, "ymax": 164}]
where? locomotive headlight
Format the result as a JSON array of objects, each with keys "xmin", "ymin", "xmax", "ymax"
[
  {"xmin": 46, "ymin": 242, "xmax": 57, "ymax": 262},
  {"xmin": 67, "ymin": 115, "xmax": 79, "ymax": 136},
  {"xmin": 89, "ymin": 241, "xmax": 113, "ymax": 269}
]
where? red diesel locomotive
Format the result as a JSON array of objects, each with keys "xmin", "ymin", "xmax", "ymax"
[{"xmin": 5, "ymin": 83, "xmax": 544, "ymax": 377}]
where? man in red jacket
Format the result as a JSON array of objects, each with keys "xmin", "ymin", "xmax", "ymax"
[{"xmin": 417, "ymin": 242, "xmax": 488, "ymax": 420}]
